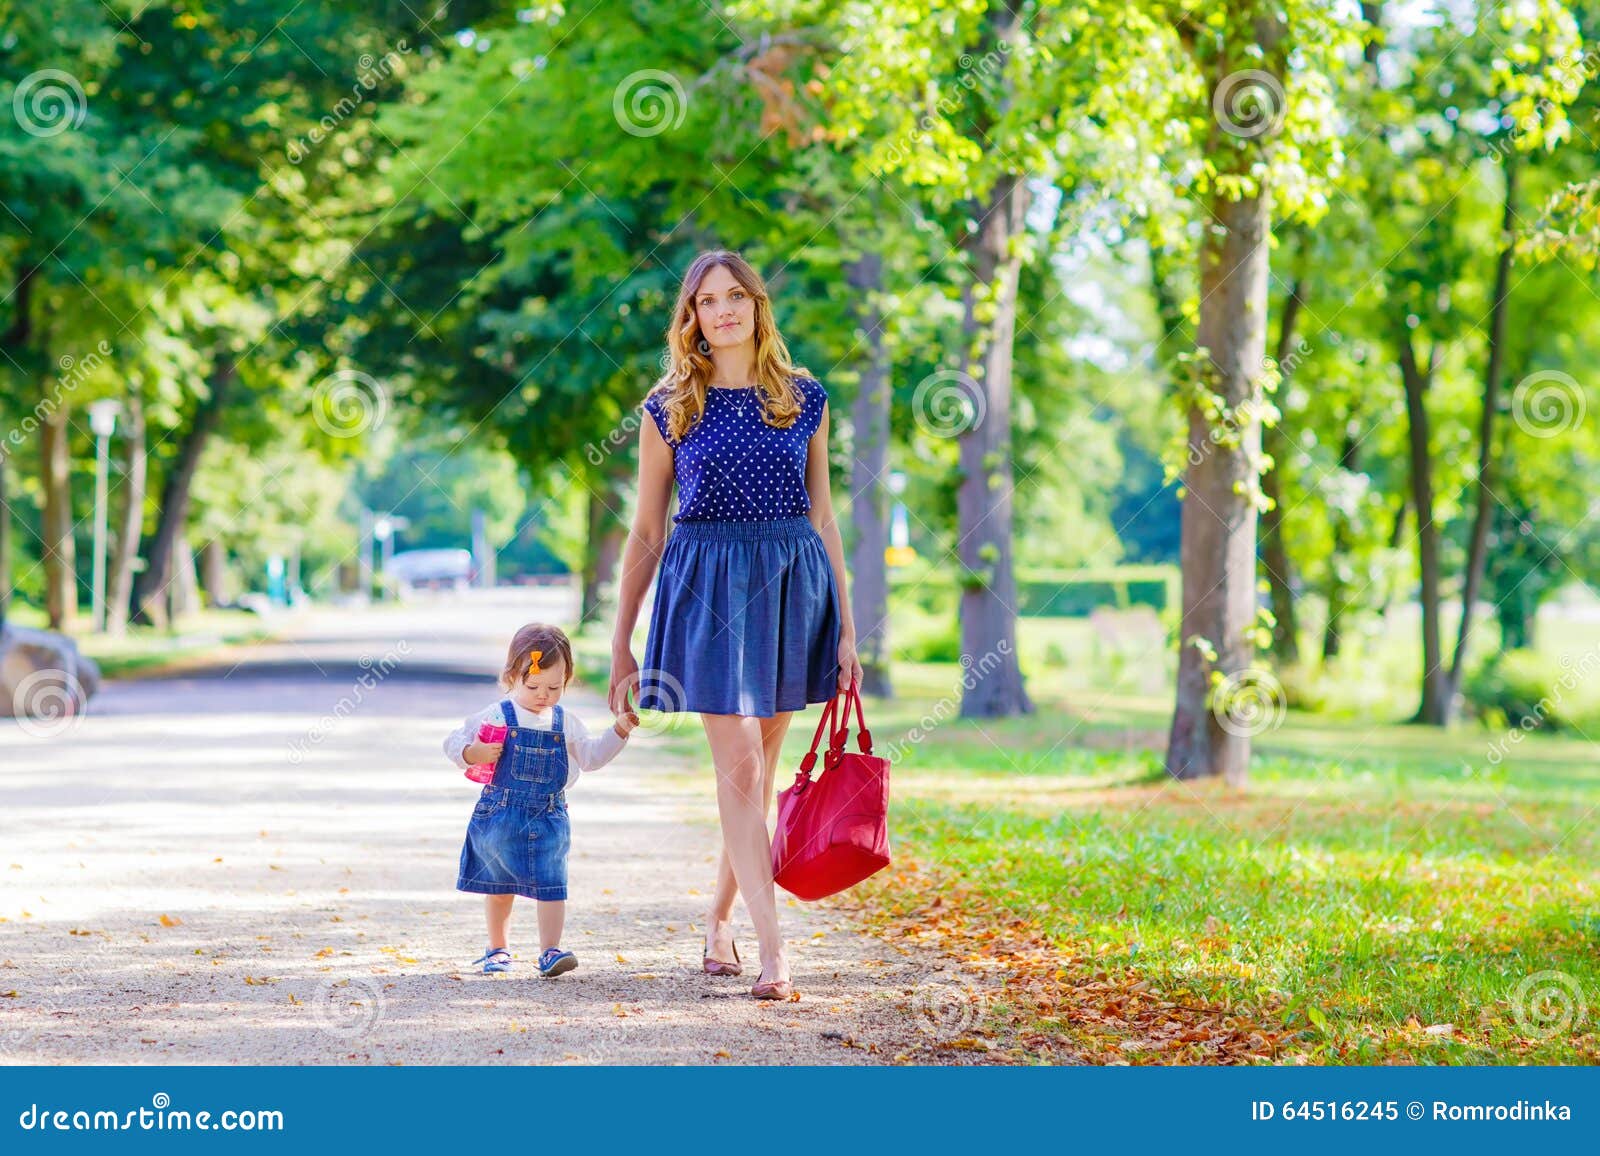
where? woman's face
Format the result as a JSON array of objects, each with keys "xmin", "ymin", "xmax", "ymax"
[{"xmin": 694, "ymin": 265, "xmax": 755, "ymax": 352}]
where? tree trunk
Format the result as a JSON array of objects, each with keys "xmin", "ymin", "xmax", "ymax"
[
  {"xmin": 40, "ymin": 403, "xmax": 77, "ymax": 632},
  {"xmin": 579, "ymin": 465, "xmax": 628, "ymax": 627},
  {"xmin": 0, "ymin": 448, "xmax": 10, "ymax": 631},
  {"xmin": 1260, "ymin": 279, "xmax": 1304, "ymax": 666},
  {"xmin": 1446, "ymin": 159, "xmax": 1517, "ymax": 710},
  {"xmin": 133, "ymin": 354, "xmax": 235, "ymax": 627},
  {"xmin": 956, "ymin": 170, "xmax": 1034, "ymax": 719},
  {"xmin": 199, "ymin": 539, "xmax": 230, "ymax": 607},
  {"xmin": 107, "ymin": 391, "xmax": 146, "ymax": 636},
  {"xmin": 847, "ymin": 250, "xmax": 893, "ymax": 698},
  {"xmin": 170, "ymin": 534, "xmax": 201, "ymax": 620},
  {"xmin": 1320, "ymin": 423, "xmax": 1360, "ymax": 662},
  {"xmin": 1166, "ymin": 189, "xmax": 1272, "ymax": 784},
  {"xmin": 1397, "ymin": 333, "xmax": 1449, "ymax": 724}
]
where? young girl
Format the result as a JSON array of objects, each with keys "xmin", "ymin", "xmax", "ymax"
[{"xmin": 444, "ymin": 623, "xmax": 638, "ymax": 977}]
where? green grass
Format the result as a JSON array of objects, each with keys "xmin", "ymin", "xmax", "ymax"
[
  {"xmin": 582, "ymin": 602, "xmax": 1598, "ymax": 1062},
  {"xmin": 837, "ymin": 668, "xmax": 1600, "ymax": 1064},
  {"xmin": 6, "ymin": 604, "xmax": 283, "ymax": 679}
]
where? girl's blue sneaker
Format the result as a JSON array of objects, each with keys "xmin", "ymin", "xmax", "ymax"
[
  {"xmin": 537, "ymin": 947, "xmax": 577, "ymax": 978},
  {"xmin": 471, "ymin": 947, "xmax": 512, "ymax": 974}
]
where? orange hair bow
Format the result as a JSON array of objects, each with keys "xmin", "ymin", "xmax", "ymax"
[{"xmin": 529, "ymin": 648, "xmax": 543, "ymax": 668}]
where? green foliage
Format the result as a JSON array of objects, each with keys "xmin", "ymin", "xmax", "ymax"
[{"xmin": 1462, "ymin": 648, "xmax": 1573, "ymax": 732}]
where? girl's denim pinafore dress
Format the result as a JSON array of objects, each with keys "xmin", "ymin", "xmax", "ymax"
[{"xmin": 455, "ymin": 700, "xmax": 572, "ymax": 901}]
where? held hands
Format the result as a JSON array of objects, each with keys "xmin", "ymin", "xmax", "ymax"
[
  {"xmin": 463, "ymin": 740, "xmax": 504, "ymax": 766},
  {"xmin": 611, "ymin": 684, "xmax": 642, "ymax": 739}
]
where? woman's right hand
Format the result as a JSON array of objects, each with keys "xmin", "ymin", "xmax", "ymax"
[{"xmin": 609, "ymin": 647, "xmax": 640, "ymax": 716}]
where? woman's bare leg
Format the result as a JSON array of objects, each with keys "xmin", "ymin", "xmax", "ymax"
[
  {"xmin": 701, "ymin": 712, "xmax": 790, "ymax": 984},
  {"xmin": 706, "ymin": 711, "xmax": 792, "ymax": 960}
]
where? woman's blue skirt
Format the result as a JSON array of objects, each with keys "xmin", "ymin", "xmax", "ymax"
[{"xmin": 640, "ymin": 516, "xmax": 841, "ymax": 717}]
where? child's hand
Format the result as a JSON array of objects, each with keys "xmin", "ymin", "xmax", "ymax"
[
  {"xmin": 464, "ymin": 740, "xmax": 504, "ymax": 765},
  {"xmin": 612, "ymin": 710, "xmax": 640, "ymax": 739}
]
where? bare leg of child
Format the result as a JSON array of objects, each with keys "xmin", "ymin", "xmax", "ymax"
[
  {"xmin": 485, "ymin": 894, "xmax": 514, "ymax": 949},
  {"xmin": 536, "ymin": 900, "xmax": 564, "ymax": 952}
]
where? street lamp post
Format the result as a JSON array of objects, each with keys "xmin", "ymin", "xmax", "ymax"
[{"xmin": 87, "ymin": 400, "xmax": 120, "ymax": 632}]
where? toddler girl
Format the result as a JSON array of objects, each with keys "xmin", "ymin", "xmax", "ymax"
[{"xmin": 444, "ymin": 622, "xmax": 637, "ymax": 976}]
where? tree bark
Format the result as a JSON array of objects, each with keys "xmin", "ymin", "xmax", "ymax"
[
  {"xmin": 956, "ymin": 169, "xmax": 1034, "ymax": 719},
  {"xmin": 0, "ymin": 448, "xmax": 10, "ymax": 631},
  {"xmin": 1260, "ymin": 278, "xmax": 1304, "ymax": 666},
  {"xmin": 1397, "ymin": 333, "xmax": 1449, "ymax": 724},
  {"xmin": 40, "ymin": 403, "xmax": 77, "ymax": 631},
  {"xmin": 1320, "ymin": 423, "xmax": 1360, "ymax": 662},
  {"xmin": 847, "ymin": 250, "xmax": 893, "ymax": 698},
  {"xmin": 170, "ymin": 534, "xmax": 201, "ymax": 619},
  {"xmin": 107, "ymin": 391, "xmax": 146, "ymax": 636},
  {"xmin": 199, "ymin": 538, "xmax": 230, "ymax": 607},
  {"xmin": 580, "ymin": 464, "xmax": 628, "ymax": 627},
  {"xmin": 1166, "ymin": 189, "xmax": 1272, "ymax": 784},
  {"xmin": 133, "ymin": 354, "xmax": 235, "ymax": 627},
  {"xmin": 1446, "ymin": 159, "xmax": 1517, "ymax": 710}
]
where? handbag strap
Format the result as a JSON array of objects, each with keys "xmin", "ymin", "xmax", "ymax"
[{"xmin": 796, "ymin": 677, "xmax": 872, "ymax": 787}]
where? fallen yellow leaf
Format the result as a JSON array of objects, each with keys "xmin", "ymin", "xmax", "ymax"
[{"xmin": 158, "ymin": 914, "xmax": 180, "ymax": 927}]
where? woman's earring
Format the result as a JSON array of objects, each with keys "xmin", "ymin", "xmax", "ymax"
[{"xmin": 696, "ymin": 336, "xmax": 711, "ymax": 356}]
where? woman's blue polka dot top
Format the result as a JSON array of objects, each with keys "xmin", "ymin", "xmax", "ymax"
[{"xmin": 642, "ymin": 376, "xmax": 828, "ymax": 523}]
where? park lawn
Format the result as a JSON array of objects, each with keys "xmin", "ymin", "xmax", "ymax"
[
  {"xmin": 6, "ymin": 603, "xmax": 284, "ymax": 679},
  {"xmin": 827, "ymin": 664, "xmax": 1600, "ymax": 1066}
]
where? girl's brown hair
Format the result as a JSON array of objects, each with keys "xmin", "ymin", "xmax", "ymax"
[
  {"xmin": 644, "ymin": 249, "xmax": 814, "ymax": 443},
  {"xmin": 498, "ymin": 623, "xmax": 575, "ymax": 691}
]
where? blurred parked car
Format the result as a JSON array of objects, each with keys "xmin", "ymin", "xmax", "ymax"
[{"xmin": 384, "ymin": 548, "xmax": 475, "ymax": 591}]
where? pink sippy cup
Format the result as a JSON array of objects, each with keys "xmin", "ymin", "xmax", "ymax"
[{"xmin": 464, "ymin": 721, "xmax": 508, "ymax": 783}]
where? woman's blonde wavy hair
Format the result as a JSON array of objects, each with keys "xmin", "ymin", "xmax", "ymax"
[{"xmin": 646, "ymin": 250, "xmax": 813, "ymax": 443}]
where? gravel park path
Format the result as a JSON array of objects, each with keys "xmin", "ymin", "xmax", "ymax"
[{"xmin": 0, "ymin": 590, "xmax": 961, "ymax": 1066}]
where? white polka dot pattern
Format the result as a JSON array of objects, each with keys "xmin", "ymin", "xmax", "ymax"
[{"xmin": 642, "ymin": 377, "xmax": 828, "ymax": 523}]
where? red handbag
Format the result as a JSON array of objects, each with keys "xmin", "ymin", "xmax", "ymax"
[{"xmin": 771, "ymin": 679, "xmax": 891, "ymax": 900}]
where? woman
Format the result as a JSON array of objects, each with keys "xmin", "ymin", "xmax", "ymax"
[{"xmin": 608, "ymin": 249, "xmax": 862, "ymax": 1000}]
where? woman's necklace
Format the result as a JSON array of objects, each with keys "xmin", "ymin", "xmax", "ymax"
[{"xmin": 712, "ymin": 381, "xmax": 759, "ymax": 418}]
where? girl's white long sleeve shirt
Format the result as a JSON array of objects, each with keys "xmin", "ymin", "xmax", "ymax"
[{"xmin": 442, "ymin": 699, "xmax": 628, "ymax": 789}]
